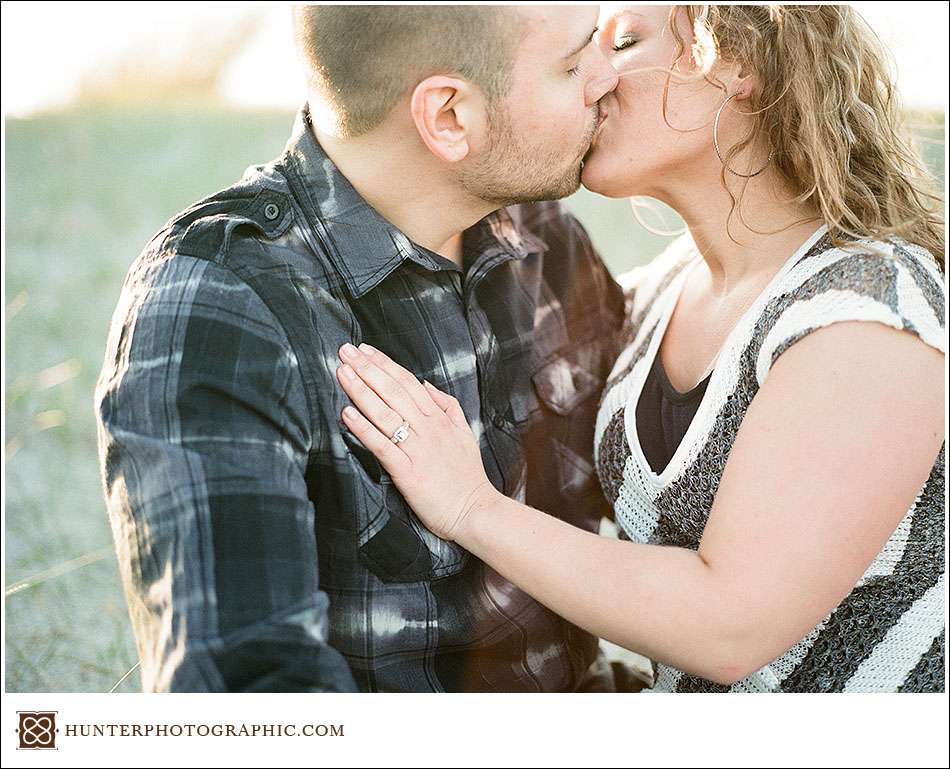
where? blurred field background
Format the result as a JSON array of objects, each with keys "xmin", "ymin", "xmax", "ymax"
[{"xmin": 3, "ymin": 3, "xmax": 946, "ymax": 692}]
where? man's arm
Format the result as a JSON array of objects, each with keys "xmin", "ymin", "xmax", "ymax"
[{"xmin": 95, "ymin": 255, "xmax": 356, "ymax": 692}]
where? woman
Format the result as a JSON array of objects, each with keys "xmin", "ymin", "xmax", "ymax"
[{"xmin": 335, "ymin": 5, "xmax": 946, "ymax": 692}]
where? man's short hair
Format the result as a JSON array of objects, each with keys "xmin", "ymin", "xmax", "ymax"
[{"xmin": 294, "ymin": 5, "xmax": 523, "ymax": 138}]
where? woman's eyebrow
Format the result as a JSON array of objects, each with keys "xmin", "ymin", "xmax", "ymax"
[{"xmin": 563, "ymin": 26, "xmax": 599, "ymax": 60}]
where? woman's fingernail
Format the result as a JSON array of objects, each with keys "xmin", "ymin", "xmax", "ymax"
[
  {"xmin": 340, "ymin": 364, "xmax": 357, "ymax": 381},
  {"xmin": 343, "ymin": 405, "xmax": 358, "ymax": 419},
  {"xmin": 358, "ymin": 342, "xmax": 376, "ymax": 356},
  {"xmin": 340, "ymin": 343, "xmax": 359, "ymax": 359}
]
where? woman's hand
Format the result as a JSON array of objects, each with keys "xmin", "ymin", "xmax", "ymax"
[{"xmin": 336, "ymin": 342, "xmax": 502, "ymax": 541}]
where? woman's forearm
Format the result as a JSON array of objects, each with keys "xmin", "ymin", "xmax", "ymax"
[
  {"xmin": 456, "ymin": 493, "xmax": 759, "ymax": 685},
  {"xmin": 333, "ymin": 341, "xmax": 809, "ymax": 684}
]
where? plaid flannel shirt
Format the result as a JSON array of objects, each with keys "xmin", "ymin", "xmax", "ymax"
[{"xmin": 94, "ymin": 104, "xmax": 627, "ymax": 692}]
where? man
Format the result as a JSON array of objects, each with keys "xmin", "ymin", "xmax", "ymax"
[{"xmin": 95, "ymin": 5, "xmax": 632, "ymax": 692}]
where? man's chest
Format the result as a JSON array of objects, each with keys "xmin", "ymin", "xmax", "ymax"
[{"xmin": 346, "ymin": 260, "xmax": 551, "ymax": 432}]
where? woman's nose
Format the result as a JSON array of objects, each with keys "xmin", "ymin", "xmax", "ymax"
[{"xmin": 586, "ymin": 68, "xmax": 619, "ymax": 107}]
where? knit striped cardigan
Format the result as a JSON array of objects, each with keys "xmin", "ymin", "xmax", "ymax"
[{"xmin": 594, "ymin": 225, "xmax": 945, "ymax": 692}]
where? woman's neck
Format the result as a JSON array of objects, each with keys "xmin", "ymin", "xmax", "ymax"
[{"xmin": 656, "ymin": 168, "xmax": 823, "ymax": 295}]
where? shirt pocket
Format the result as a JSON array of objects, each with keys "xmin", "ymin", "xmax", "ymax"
[{"xmin": 342, "ymin": 429, "xmax": 469, "ymax": 583}]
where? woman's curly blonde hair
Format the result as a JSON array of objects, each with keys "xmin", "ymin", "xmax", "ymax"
[{"xmin": 667, "ymin": 4, "xmax": 944, "ymax": 271}]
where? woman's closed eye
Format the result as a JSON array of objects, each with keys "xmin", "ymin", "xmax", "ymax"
[{"xmin": 613, "ymin": 36, "xmax": 639, "ymax": 52}]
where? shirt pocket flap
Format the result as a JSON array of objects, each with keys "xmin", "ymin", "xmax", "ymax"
[
  {"xmin": 359, "ymin": 476, "xmax": 470, "ymax": 583},
  {"xmin": 343, "ymin": 426, "xmax": 469, "ymax": 584}
]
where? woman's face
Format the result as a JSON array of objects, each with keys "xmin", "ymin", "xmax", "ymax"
[{"xmin": 581, "ymin": 5, "xmax": 743, "ymax": 199}]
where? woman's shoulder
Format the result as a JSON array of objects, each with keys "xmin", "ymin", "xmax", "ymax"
[
  {"xmin": 754, "ymin": 235, "xmax": 945, "ymax": 386},
  {"xmin": 617, "ymin": 232, "xmax": 699, "ymax": 323},
  {"xmin": 778, "ymin": 233, "xmax": 945, "ymax": 303}
]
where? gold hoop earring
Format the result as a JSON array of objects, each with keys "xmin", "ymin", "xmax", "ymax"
[{"xmin": 713, "ymin": 93, "xmax": 773, "ymax": 178}]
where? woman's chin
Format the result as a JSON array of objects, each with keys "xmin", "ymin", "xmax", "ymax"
[{"xmin": 580, "ymin": 161, "xmax": 629, "ymax": 198}]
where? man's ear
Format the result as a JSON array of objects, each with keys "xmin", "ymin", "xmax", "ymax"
[{"xmin": 409, "ymin": 76, "xmax": 483, "ymax": 163}]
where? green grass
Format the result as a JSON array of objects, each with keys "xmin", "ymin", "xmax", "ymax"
[
  {"xmin": 4, "ymin": 105, "xmax": 944, "ymax": 692},
  {"xmin": 5, "ymin": 106, "xmax": 303, "ymax": 692}
]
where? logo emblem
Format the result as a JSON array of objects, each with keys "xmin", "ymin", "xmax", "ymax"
[{"xmin": 17, "ymin": 712, "xmax": 57, "ymax": 750}]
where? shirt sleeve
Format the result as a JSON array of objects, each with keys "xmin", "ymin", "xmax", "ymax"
[
  {"xmin": 94, "ymin": 255, "xmax": 357, "ymax": 692},
  {"xmin": 755, "ymin": 241, "xmax": 946, "ymax": 388}
]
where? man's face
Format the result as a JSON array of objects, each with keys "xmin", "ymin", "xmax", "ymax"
[{"xmin": 458, "ymin": 6, "xmax": 619, "ymax": 206}]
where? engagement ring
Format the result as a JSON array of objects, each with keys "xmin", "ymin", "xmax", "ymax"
[{"xmin": 390, "ymin": 421, "xmax": 411, "ymax": 444}]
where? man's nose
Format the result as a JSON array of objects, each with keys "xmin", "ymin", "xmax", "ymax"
[{"xmin": 584, "ymin": 52, "xmax": 620, "ymax": 106}]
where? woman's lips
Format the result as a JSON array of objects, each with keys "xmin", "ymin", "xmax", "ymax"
[
  {"xmin": 591, "ymin": 103, "xmax": 609, "ymax": 143},
  {"xmin": 583, "ymin": 101, "xmax": 612, "ymax": 163}
]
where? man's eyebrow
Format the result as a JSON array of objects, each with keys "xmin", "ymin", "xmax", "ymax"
[{"xmin": 563, "ymin": 26, "xmax": 598, "ymax": 60}]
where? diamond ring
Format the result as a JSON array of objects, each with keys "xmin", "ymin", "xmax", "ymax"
[{"xmin": 390, "ymin": 420, "xmax": 411, "ymax": 444}]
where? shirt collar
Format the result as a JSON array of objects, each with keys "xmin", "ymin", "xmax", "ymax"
[{"xmin": 282, "ymin": 103, "xmax": 548, "ymax": 299}]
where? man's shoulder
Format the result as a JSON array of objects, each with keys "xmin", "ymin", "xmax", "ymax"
[
  {"xmin": 505, "ymin": 200, "xmax": 625, "ymax": 345},
  {"xmin": 122, "ymin": 162, "xmax": 350, "ymax": 334},
  {"xmin": 150, "ymin": 163, "xmax": 300, "ymax": 271},
  {"xmin": 506, "ymin": 199, "xmax": 584, "ymax": 243},
  {"xmin": 504, "ymin": 199, "xmax": 607, "ymax": 281}
]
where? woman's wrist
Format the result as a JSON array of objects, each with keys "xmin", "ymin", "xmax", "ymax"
[{"xmin": 448, "ymin": 480, "xmax": 505, "ymax": 546}]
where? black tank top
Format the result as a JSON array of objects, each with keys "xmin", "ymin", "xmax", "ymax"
[{"xmin": 635, "ymin": 353, "xmax": 712, "ymax": 475}]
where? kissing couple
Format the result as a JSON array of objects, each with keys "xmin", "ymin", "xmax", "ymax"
[{"xmin": 96, "ymin": 4, "xmax": 945, "ymax": 693}]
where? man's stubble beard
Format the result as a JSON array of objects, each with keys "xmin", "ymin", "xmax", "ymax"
[{"xmin": 457, "ymin": 103, "xmax": 599, "ymax": 207}]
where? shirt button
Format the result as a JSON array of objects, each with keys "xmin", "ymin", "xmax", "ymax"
[
  {"xmin": 263, "ymin": 202, "xmax": 280, "ymax": 221},
  {"xmin": 491, "ymin": 413, "xmax": 507, "ymax": 428}
]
